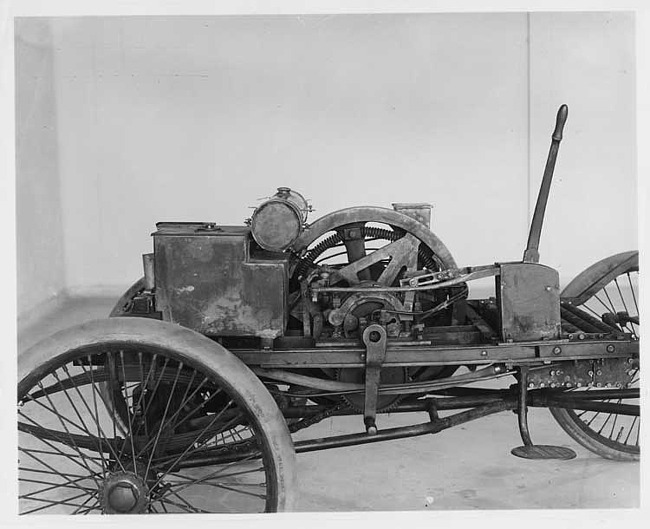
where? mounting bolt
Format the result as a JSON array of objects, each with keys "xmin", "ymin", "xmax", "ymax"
[
  {"xmin": 552, "ymin": 346, "xmax": 562, "ymax": 355},
  {"xmin": 588, "ymin": 370, "xmax": 594, "ymax": 376},
  {"xmin": 606, "ymin": 344, "xmax": 616, "ymax": 353},
  {"xmin": 528, "ymin": 382, "xmax": 535, "ymax": 388},
  {"xmin": 578, "ymin": 333, "xmax": 585, "ymax": 340},
  {"xmin": 480, "ymin": 350, "xmax": 488, "ymax": 357},
  {"xmin": 596, "ymin": 370, "xmax": 602, "ymax": 376}
]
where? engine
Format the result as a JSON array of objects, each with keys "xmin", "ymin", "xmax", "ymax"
[{"xmin": 130, "ymin": 187, "xmax": 464, "ymax": 349}]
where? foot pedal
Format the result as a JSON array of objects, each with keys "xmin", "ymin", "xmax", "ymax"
[{"xmin": 511, "ymin": 445, "xmax": 576, "ymax": 460}]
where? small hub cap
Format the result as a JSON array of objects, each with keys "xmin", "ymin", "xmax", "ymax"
[{"xmin": 102, "ymin": 471, "xmax": 149, "ymax": 514}]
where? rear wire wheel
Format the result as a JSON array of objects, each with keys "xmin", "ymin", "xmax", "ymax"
[
  {"xmin": 18, "ymin": 318, "xmax": 296, "ymax": 514},
  {"xmin": 551, "ymin": 251, "xmax": 639, "ymax": 461}
]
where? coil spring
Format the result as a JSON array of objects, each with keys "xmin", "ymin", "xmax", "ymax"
[{"xmin": 295, "ymin": 226, "xmax": 440, "ymax": 279}]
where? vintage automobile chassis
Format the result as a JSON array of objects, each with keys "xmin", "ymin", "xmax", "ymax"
[{"xmin": 17, "ymin": 105, "xmax": 639, "ymax": 514}]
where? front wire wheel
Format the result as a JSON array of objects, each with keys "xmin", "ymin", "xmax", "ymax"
[
  {"xmin": 18, "ymin": 318, "xmax": 296, "ymax": 514},
  {"xmin": 551, "ymin": 251, "xmax": 639, "ymax": 461}
]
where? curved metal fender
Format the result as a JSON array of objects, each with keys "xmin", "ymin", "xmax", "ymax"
[
  {"xmin": 292, "ymin": 206, "xmax": 457, "ymax": 269},
  {"xmin": 562, "ymin": 250, "xmax": 638, "ymax": 304},
  {"xmin": 109, "ymin": 277, "xmax": 146, "ymax": 317}
]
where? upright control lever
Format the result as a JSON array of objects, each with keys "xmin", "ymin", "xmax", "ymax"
[{"xmin": 523, "ymin": 104, "xmax": 569, "ymax": 263}]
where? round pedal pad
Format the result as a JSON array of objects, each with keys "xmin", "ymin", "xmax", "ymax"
[{"xmin": 511, "ymin": 445, "xmax": 577, "ymax": 460}]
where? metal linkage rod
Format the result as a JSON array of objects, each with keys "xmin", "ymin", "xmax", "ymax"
[{"xmin": 293, "ymin": 399, "xmax": 517, "ymax": 453}]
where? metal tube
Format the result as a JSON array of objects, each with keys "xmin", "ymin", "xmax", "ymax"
[
  {"xmin": 293, "ymin": 399, "xmax": 516, "ymax": 454},
  {"xmin": 516, "ymin": 366, "xmax": 533, "ymax": 446},
  {"xmin": 142, "ymin": 253, "xmax": 155, "ymax": 290},
  {"xmin": 173, "ymin": 399, "xmax": 518, "ymax": 469},
  {"xmin": 281, "ymin": 394, "xmax": 511, "ymax": 418},
  {"xmin": 255, "ymin": 364, "xmax": 509, "ymax": 395}
]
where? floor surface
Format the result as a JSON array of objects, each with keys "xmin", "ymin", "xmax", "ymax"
[{"xmin": 17, "ymin": 295, "xmax": 640, "ymax": 512}]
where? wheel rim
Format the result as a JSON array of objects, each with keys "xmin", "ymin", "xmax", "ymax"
[
  {"xmin": 558, "ymin": 255, "xmax": 639, "ymax": 455},
  {"xmin": 18, "ymin": 344, "xmax": 277, "ymax": 514}
]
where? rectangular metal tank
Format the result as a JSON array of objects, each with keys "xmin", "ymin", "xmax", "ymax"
[{"xmin": 153, "ymin": 222, "xmax": 289, "ymax": 339}]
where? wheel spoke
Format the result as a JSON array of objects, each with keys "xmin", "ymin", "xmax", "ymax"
[
  {"xmin": 61, "ymin": 364, "xmax": 109, "ymax": 476},
  {"xmin": 613, "ymin": 278, "xmax": 630, "ymax": 315},
  {"xmin": 624, "ymin": 416, "xmax": 638, "ymax": 446},
  {"xmin": 21, "ymin": 490, "xmax": 99, "ymax": 515},
  {"xmin": 118, "ymin": 350, "xmax": 138, "ymax": 470},
  {"xmin": 592, "ymin": 293, "xmax": 614, "ymax": 316},
  {"xmin": 72, "ymin": 493, "xmax": 100, "ymax": 515},
  {"xmin": 79, "ymin": 360, "xmax": 128, "ymax": 471},
  {"xmin": 149, "ymin": 399, "xmax": 240, "ymax": 487},
  {"xmin": 602, "ymin": 286, "xmax": 617, "ymax": 316},
  {"xmin": 18, "ymin": 411, "xmax": 103, "ymax": 486},
  {"xmin": 158, "ymin": 496, "xmax": 205, "ymax": 513},
  {"xmin": 627, "ymin": 273, "xmax": 638, "ymax": 313},
  {"xmin": 145, "ymin": 362, "xmax": 184, "ymax": 478}
]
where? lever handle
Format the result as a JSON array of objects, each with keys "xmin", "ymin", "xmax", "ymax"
[
  {"xmin": 552, "ymin": 104, "xmax": 568, "ymax": 142},
  {"xmin": 523, "ymin": 103, "xmax": 568, "ymax": 263}
]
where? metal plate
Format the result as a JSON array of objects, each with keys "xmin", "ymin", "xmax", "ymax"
[
  {"xmin": 511, "ymin": 445, "xmax": 577, "ymax": 460},
  {"xmin": 498, "ymin": 263, "xmax": 562, "ymax": 342}
]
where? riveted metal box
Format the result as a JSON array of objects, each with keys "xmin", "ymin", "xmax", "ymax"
[
  {"xmin": 496, "ymin": 262, "xmax": 561, "ymax": 342},
  {"xmin": 153, "ymin": 223, "xmax": 289, "ymax": 339}
]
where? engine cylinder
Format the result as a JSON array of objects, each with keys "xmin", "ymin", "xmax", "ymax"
[{"xmin": 251, "ymin": 187, "xmax": 309, "ymax": 252}]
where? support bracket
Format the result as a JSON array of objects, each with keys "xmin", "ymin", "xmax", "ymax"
[{"xmin": 362, "ymin": 324, "xmax": 388, "ymax": 435}]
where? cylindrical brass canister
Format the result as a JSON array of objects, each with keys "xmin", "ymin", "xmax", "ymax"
[{"xmin": 251, "ymin": 187, "xmax": 309, "ymax": 252}]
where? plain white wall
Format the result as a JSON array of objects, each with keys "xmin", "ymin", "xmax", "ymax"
[
  {"xmin": 15, "ymin": 12, "xmax": 637, "ymax": 316},
  {"xmin": 529, "ymin": 12, "xmax": 637, "ymax": 280},
  {"xmin": 15, "ymin": 19, "xmax": 66, "ymax": 319}
]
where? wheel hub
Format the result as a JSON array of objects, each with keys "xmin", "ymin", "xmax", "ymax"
[{"xmin": 101, "ymin": 471, "xmax": 149, "ymax": 514}]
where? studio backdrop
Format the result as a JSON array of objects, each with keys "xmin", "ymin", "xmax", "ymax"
[{"xmin": 15, "ymin": 12, "xmax": 637, "ymax": 319}]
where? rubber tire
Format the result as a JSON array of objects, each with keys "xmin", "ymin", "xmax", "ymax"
[
  {"xmin": 549, "ymin": 407, "xmax": 638, "ymax": 461},
  {"xmin": 18, "ymin": 317, "xmax": 298, "ymax": 512}
]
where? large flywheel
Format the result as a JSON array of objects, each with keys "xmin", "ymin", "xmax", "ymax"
[{"xmin": 286, "ymin": 207, "xmax": 463, "ymax": 411}]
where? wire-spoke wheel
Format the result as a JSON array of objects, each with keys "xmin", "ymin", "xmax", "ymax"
[
  {"xmin": 551, "ymin": 251, "xmax": 639, "ymax": 461},
  {"xmin": 18, "ymin": 318, "xmax": 296, "ymax": 514}
]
